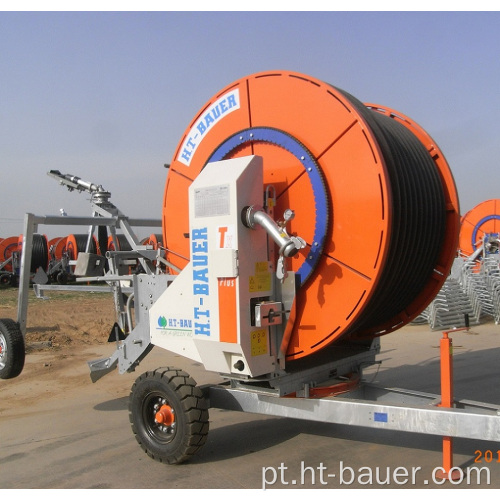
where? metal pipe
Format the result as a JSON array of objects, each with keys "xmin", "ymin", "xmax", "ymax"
[{"xmin": 242, "ymin": 206, "xmax": 302, "ymax": 257}]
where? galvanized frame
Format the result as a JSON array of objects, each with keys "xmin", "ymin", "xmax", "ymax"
[{"xmin": 205, "ymin": 383, "xmax": 500, "ymax": 441}]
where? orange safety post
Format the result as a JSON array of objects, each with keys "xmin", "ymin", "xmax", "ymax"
[{"xmin": 436, "ymin": 328, "xmax": 469, "ymax": 481}]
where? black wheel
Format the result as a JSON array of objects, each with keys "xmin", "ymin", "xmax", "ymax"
[
  {"xmin": 129, "ymin": 367, "xmax": 209, "ymax": 464},
  {"xmin": 56, "ymin": 271, "xmax": 68, "ymax": 285},
  {"xmin": 0, "ymin": 318, "xmax": 25, "ymax": 379}
]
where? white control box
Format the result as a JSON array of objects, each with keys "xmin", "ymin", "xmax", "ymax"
[{"xmin": 150, "ymin": 156, "xmax": 276, "ymax": 377}]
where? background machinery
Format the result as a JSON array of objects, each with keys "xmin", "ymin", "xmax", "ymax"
[
  {"xmin": 2, "ymin": 71, "xmax": 500, "ymax": 467},
  {"xmin": 460, "ymin": 199, "xmax": 500, "ymax": 260},
  {"xmin": 0, "ymin": 236, "xmax": 20, "ymax": 285},
  {"xmin": 418, "ymin": 199, "xmax": 500, "ymax": 329}
]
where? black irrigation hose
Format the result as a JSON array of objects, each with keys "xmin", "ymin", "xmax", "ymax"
[
  {"xmin": 116, "ymin": 234, "xmax": 132, "ymax": 251},
  {"xmin": 30, "ymin": 234, "xmax": 49, "ymax": 273},
  {"xmin": 69, "ymin": 234, "xmax": 97, "ymax": 258},
  {"xmin": 98, "ymin": 226, "xmax": 108, "ymax": 255},
  {"xmin": 97, "ymin": 226, "xmax": 110, "ymax": 272},
  {"xmin": 335, "ymin": 88, "xmax": 446, "ymax": 335}
]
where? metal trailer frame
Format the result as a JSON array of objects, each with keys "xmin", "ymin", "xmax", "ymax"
[
  {"xmin": 205, "ymin": 383, "xmax": 500, "ymax": 443},
  {"xmin": 7, "ymin": 170, "xmax": 500, "ymax": 471},
  {"xmin": 15, "ymin": 170, "xmax": 168, "ymax": 345},
  {"xmin": 16, "ymin": 212, "xmax": 163, "ymax": 339}
]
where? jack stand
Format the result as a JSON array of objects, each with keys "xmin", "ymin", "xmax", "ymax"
[{"xmin": 435, "ymin": 328, "xmax": 469, "ymax": 481}]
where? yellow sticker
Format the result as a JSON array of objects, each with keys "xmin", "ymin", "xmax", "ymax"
[
  {"xmin": 251, "ymin": 329, "xmax": 268, "ymax": 356},
  {"xmin": 255, "ymin": 261, "xmax": 269, "ymax": 274},
  {"xmin": 249, "ymin": 262, "xmax": 271, "ymax": 293},
  {"xmin": 249, "ymin": 273, "xmax": 271, "ymax": 293},
  {"xmin": 249, "ymin": 275, "xmax": 256, "ymax": 292}
]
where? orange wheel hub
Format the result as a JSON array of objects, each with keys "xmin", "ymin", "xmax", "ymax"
[{"xmin": 154, "ymin": 404, "xmax": 175, "ymax": 426}]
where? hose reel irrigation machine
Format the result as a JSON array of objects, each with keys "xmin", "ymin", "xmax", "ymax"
[{"xmin": 2, "ymin": 71, "xmax": 500, "ymax": 467}]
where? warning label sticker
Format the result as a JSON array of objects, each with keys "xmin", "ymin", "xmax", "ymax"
[
  {"xmin": 249, "ymin": 261, "xmax": 271, "ymax": 293},
  {"xmin": 251, "ymin": 329, "xmax": 268, "ymax": 356}
]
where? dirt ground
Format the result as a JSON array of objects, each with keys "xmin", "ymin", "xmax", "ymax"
[
  {"xmin": 0, "ymin": 286, "xmax": 116, "ymax": 346},
  {"xmin": 0, "ymin": 286, "xmax": 117, "ymax": 410}
]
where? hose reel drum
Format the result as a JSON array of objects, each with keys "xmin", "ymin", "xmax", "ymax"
[{"xmin": 162, "ymin": 70, "xmax": 460, "ymax": 362}]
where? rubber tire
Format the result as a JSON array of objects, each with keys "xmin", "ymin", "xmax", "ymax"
[
  {"xmin": 129, "ymin": 367, "xmax": 209, "ymax": 464},
  {"xmin": 0, "ymin": 318, "xmax": 25, "ymax": 379},
  {"xmin": 56, "ymin": 271, "xmax": 68, "ymax": 285}
]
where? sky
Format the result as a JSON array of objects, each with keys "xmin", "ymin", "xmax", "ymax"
[{"xmin": 1, "ymin": 9, "xmax": 500, "ymax": 241}]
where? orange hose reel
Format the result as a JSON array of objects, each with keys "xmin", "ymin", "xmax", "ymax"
[
  {"xmin": 162, "ymin": 71, "xmax": 460, "ymax": 361},
  {"xmin": 48, "ymin": 237, "xmax": 67, "ymax": 261},
  {"xmin": 459, "ymin": 199, "xmax": 500, "ymax": 257},
  {"xmin": 65, "ymin": 234, "xmax": 98, "ymax": 261},
  {"xmin": 0, "ymin": 236, "xmax": 20, "ymax": 273},
  {"xmin": 107, "ymin": 234, "xmax": 132, "ymax": 252},
  {"xmin": 147, "ymin": 233, "xmax": 163, "ymax": 250}
]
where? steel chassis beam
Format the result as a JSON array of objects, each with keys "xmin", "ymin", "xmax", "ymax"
[{"xmin": 205, "ymin": 383, "xmax": 500, "ymax": 441}]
